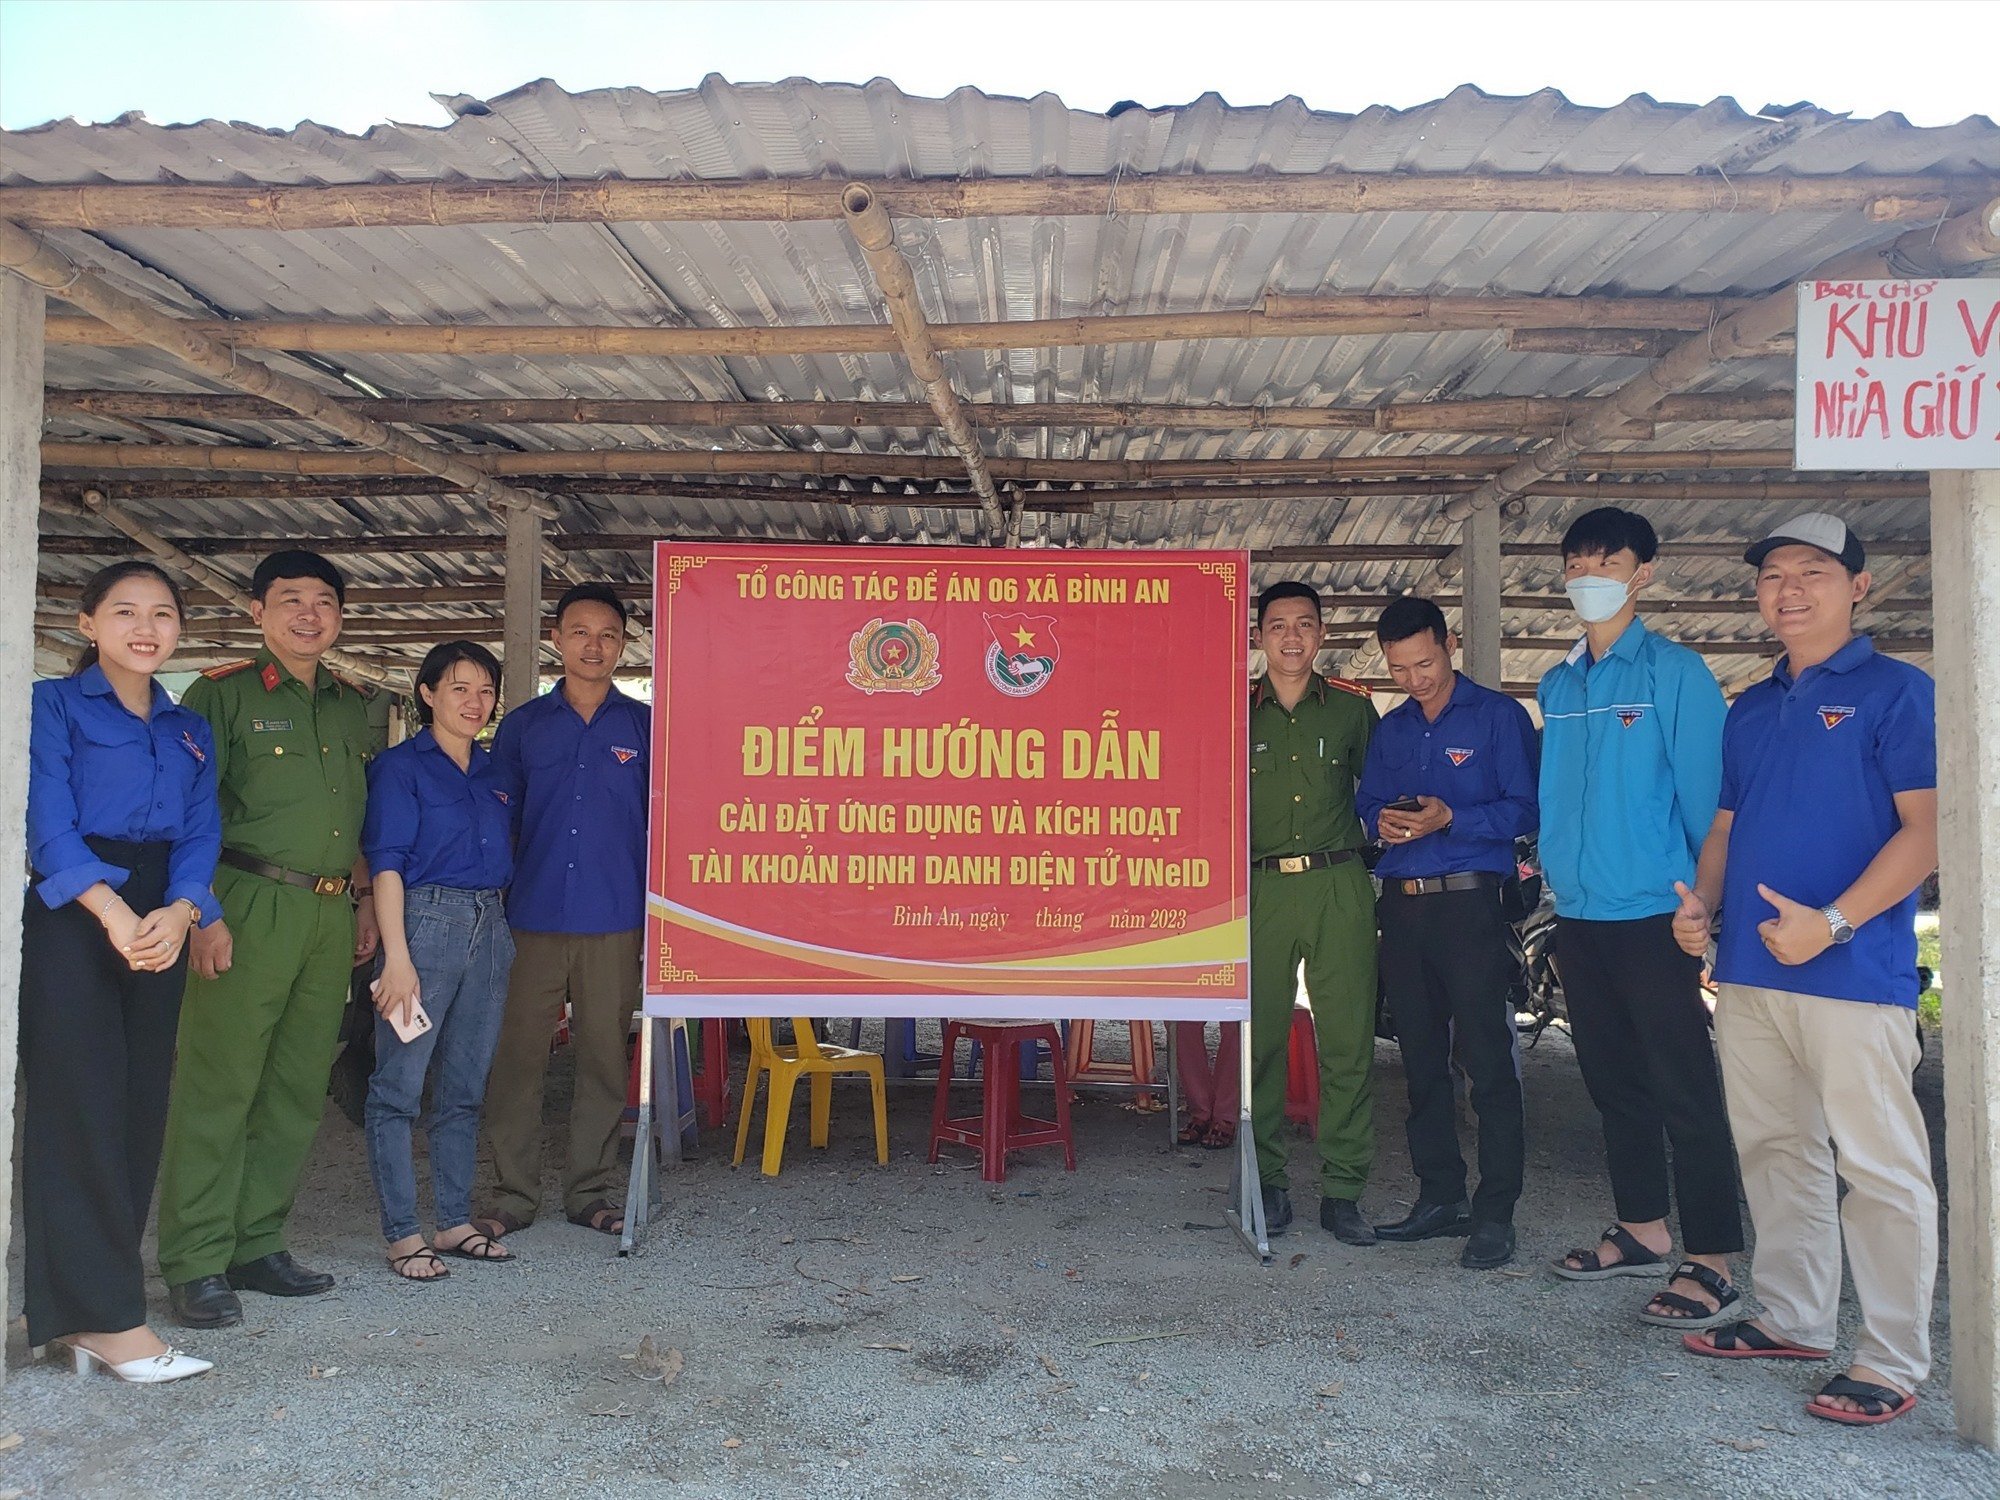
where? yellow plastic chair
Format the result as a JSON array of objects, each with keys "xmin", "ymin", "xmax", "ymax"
[{"xmin": 732, "ymin": 1017, "xmax": 890, "ymax": 1177}]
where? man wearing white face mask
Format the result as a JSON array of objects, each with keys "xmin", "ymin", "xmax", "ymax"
[{"xmin": 1537, "ymin": 508, "xmax": 1744, "ymax": 1332}]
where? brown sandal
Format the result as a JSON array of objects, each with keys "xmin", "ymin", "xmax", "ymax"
[
  {"xmin": 1200, "ymin": 1120, "xmax": 1237, "ymax": 1150},
  {"xmin": 567, "ymin": 1199, "xmax": 625, "ymax": 1237},
  {"xmin": 437, "ymin": 1230, "xmax": 515, "ymax": 1263},
  {"xmin": 1177, "ymin": 1116, "xmax": 1212, "ymax": 1146},
  {"xmin": 468, "ymin": 1209, "xmax": 530, "ymax": 1240}
]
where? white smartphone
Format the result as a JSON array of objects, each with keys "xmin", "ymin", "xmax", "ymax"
[{"xmin": 387, "ymin": 1000, "xmax": 433, "ymax": 1045}]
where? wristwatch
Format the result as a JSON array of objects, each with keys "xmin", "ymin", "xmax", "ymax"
[{"xmin": 1821, "ymin": 904, "xmax": 1856, "ymax": 945}]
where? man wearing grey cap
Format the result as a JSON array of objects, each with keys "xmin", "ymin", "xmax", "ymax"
[{"xmin": 1673, "ymin": 513, "xmax": 1939, "ymax": 1428}]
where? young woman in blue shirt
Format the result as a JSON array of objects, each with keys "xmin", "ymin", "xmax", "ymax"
[
  {"xmin": 360, "ymin": 641, "xmax": 517, "ymax": 1280},
  {"xmin": 24, "ymin": 561, "xmax": 221, "ymax": 1384}
]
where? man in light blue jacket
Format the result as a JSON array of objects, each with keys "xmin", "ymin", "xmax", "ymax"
[{"xmin": 1538, "ymin": 508, "xmax": 1744, "ymax": 1333}]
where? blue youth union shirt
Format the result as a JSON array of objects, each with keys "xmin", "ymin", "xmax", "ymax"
[
  {"xmin": 362, "ymin": 729, "xmax": 514, "ymax": 892},
  {"xmin": 1713, "ymin": 636, "xmax": 1935, "ymax": 1008},
  {"xmin": 1356, "ymin": 674, "xmax": 1539, "ymax": 879},
  {"xmin": 27, "ymin": 664, "xmax": 224, "ymax": 924},
  {"xmin": 489, "ymin": 680, "xmax": 650, "ymax": 933},
  {"xmin": 1536, "ymin": 619, "xmax": 1725, "ymax": 922}
]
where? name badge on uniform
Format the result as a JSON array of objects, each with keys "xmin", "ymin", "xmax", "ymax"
[
  {"xmin": 251, "ymin": 718, "xmax": 294, "ymax": 733},
  {"xmin": 1252, "ymin": 742, "xmax": 1268, "ymax": 753},
  {"xmin": 611, "ymin": 745, "xmax": 639, "ymax": 764}
]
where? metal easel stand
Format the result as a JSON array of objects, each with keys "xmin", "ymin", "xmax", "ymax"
[
  {"xmin": 1219, "ymin": 1016, "xmax": 1270, "ymax": 1261},
  {"xmin": 619, "ymin": 1013, "xmax": 694, "ymax": 1257}
]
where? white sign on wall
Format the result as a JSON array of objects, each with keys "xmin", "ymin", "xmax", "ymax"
[{"xmin": 1794, "ymin": 278, "xmax": 1999, "ymax": 471}]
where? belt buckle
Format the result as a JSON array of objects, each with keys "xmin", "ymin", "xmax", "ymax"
[
  {"xmin": 1277, "ymin": 855, "xmax": 1309, "ymax": 875},
  {"xmin": 1400, "ymin": 879, "xmax": 1422, "ymax": 896},
  {"xmin": 313, "ymin": 875, "xmax": 347, "ymax": 897}
]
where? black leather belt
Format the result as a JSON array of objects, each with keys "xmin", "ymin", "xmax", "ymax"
[
  {"xmin": 221, "ymin": 848, "xmax": 351, "ymax": 897},
  {"xmin": 1254, "ymin": 849, "xmax": 1358, "ymax": 875},
  {"xmin": 1388, "ymin": 871, "xmax": 1500, "ymax": 897}
]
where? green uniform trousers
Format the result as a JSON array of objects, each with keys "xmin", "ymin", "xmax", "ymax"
[
  {"xmin": 1249, "ymin": 859, "xmax": 1378, "ymax": 1197},
  {"xmin": 480, "ymin": 928, "xmax": 640, "ymax": 1224},
  {"xmin": 157, "ymin": 865, "xmax": 356, "ymax": 1282}
]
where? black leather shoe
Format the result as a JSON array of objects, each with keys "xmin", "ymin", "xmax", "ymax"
[
  {"xmin": 1260, "ymin": 1185, "xmax": 1294, "ymax": 1236},
  {"xmin": 226, "ymin": 1251, "xmax": 335, "ymax": 1298},
  {"xmin": 169, "ymin": 1275, "xmax": 243, "ymax": 1329},
  {"xmin": 1460, "ymin": 1221, "xmax": 1518, "ymax": 1269},
  {"xmin": 1376, "ymin": 1199, "xmax": 1474, "ymax": 1243},
  {"xmin": 1321, "ymin": 1197, "xmax": 1378, "ymax": 1245}
]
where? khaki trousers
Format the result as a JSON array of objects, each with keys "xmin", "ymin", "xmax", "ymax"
[
  {"xmin": 480, "ymin": 928, "xmax": 640, "ymax": 1223},
  {"xmin": 1713, "ymin": 982, "xmax": 1937, "ymax": 1390}
]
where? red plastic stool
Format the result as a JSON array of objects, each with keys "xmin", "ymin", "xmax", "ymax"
[
  {"xmin": 1285, "ymin": 1006, "xmax": 1319, "ymax": 1131},
  {"xmin": 1063, "ymin": 1019, "xmax": 1158, "ymax": 1105},
  {"xmin": 690, "ymin": 1017, "xmax": 733, "ymax": 1130},
  {"xmin": 929, "ymin": 1020, "xmax": 1077, "ymax": 1183}
]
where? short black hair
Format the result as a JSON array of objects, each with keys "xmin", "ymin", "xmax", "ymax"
[
  {"xmin": 553, "ymin": 582, "xmax": 628, "ymax": 629},
  {"xmin": 1375, "ymin": 596, "xmax": 1450, "ymax": 651},
  {"xmin": 1256, "ymin": 580, "xmax": 1322, "ymax": 626},
  {"xmin": 252, "ymin": 549, "xmax": 346, "ymax": 604},
  {"xmin": 413, "ymin": 640, "xmax": 502, "ymax": 727},
  {"xmin": 1559, "ymin": 507, "xmax": 1658, "ymax": 565}
]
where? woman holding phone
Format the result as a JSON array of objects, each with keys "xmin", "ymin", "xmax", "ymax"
[
  {"xmin": 24, "ymin": 561, "xmax": 220, "ymax": 1382},
  {"xmin": 361, "ymin": 641, "xmax": 515, "ymax": 1280}
]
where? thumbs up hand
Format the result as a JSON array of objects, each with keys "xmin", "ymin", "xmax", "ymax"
[
  {"xmin": 1755, "ymin": 883, "xmax": 1835, "ymax": 966},
  {"xmin": 1670, "ymin": 880, "xmax": 1712, "ymax": 958}
]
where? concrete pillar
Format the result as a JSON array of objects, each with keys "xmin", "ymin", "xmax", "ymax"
[
  {"xmin": 1461, "ymin": 501, "xmax": 1503, "ymax": 688},
  {"xmin": 502, "ymin": 502, "xmax": 543, "ymax": 714},
  {"xmin": 0, "ymin": 274, "xmax": 46, "ymax": 1386},
  {"xmin": 1932, "ymin": 468, "xmax": 2000, "ymax": 1448}
]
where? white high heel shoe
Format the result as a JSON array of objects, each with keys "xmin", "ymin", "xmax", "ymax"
[{"xmin": 61, "ymin": 1340, "xmax": 214, "ymax": 1384}]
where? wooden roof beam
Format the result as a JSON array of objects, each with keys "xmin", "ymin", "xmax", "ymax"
[{"xmin": 2, "ymin": 170, "xmax": 1993, "ymax": 231}]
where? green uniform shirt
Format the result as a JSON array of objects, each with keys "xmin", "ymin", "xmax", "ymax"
[
  {"xmin": 180, "ymin": 648, "xmax": 373, "ymax": 878},
  {"xmin": 1249, "ymin": 672, "xmax": 1379, "ymax": 860}
]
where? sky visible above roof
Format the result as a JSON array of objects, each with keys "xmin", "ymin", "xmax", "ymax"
[{"xmin": 0, "ymin": 0, "xmax": 1992, "ymax": 135}]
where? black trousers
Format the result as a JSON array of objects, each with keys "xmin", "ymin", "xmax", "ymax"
[
  {"xmin": 20, "ymin": 838, "xmax": 187, "ymax": 1345},
  {"xmin": 1378, "ymin": 884, "xmax": 1525, "ymax": 1225},
  {"xmin": 1556, "ymin": 913, "xmax": 1744, "ymax": 1255}
]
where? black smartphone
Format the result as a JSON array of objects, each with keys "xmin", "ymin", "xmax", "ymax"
[{"xmin": 1384, "ymin": 797, "xmax": 1424, "ymax": 814}]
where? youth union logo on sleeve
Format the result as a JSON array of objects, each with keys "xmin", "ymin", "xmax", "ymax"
[
  {"xmin": 1818, "ymin": 705, "xmax": 1857, "ymax": 729},
  {"xmin": 846, "ymin": 618, "xmax": 943, "ymax": 696},
  {"xmin": 981, "ymin": 612, "xmax": 1060, "ymax": 697}
]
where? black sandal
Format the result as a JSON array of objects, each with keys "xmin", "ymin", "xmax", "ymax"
[
  {"xmin": 1552, "ymin": 1224, "xmax": 1667, "ymax": 1281},
  {"xmin": 437, "ymin": 1230, "xmax": 515, "ymax": 1263},
  {"xmin": 567, "ymin": 1199, "xmax": 625, "ymax": 1237},
  {"xmin": 1638, "ymin": 1261, "xmax": 1740, "ymax": 1329},
  {"xmin": 1807, "ymin": 1374, "xmax": 1918, "ymax": 1426},
  {"xmin": 388, "ymin": 1247, "xmax": 450, "ymax": 1282},
  {"xmin": 1683, "ymin": 1320, "xmax": 1830, "ymax": 1360}
]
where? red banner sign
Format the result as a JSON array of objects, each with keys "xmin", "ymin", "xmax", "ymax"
[{"xmin": 644, "ymin": 544, "xmax": 1249, "ymax": 1019}]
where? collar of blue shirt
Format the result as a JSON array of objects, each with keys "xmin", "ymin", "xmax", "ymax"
[
  {"xmin": 1560, "ymin": 615, "xmax": 1649, "ymax": 672},
  {"xmin": 1773, "ymin": 632, "xmax": 1875, "ymax": 688},
  {"xmin": 78, "ymin": 661, "xmax": 179, "ymax": 720}
]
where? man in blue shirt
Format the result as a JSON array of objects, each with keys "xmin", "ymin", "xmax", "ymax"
[
  {"xmin": 474, "ymin": 583, "xmax": 651, "ymax": 1241},
  {"xmin": 1674, "ymin": 514, "xmax": 1937, "ymax": 1429},
  {"xmin": 1357, "ymin": 598, "xmax": 1539, "ymax": 1269},
  {"xmin": 1538, "ymin": 508, "xmax": 1744, "ymax": 1332}
]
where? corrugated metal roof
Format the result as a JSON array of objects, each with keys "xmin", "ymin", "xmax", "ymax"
[{"xmin": 10, "ymin": 78, "xmax": 1994, "ymax": 687}]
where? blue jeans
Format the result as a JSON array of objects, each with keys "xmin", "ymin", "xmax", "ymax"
[{"xmin": 364, "ymin": 886, "xmax": 514, "ymax": 1242}]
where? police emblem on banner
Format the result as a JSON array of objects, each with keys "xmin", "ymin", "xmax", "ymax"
[
  {"xmin": 981, "ymin": 612, "xmax": 1060, "ymax": 698},
  {"xmin": 846, "ymin": 618, "xmax": 943, "ymax": 696}
]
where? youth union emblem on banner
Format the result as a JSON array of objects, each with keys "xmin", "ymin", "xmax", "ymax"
[
  {"xmin": 982, "ymin": 612, "xmax": 1060, "ymax": 697},
  {"xmin": 846, "ymin": 617, "xmax": 943, "ymax": 695}
]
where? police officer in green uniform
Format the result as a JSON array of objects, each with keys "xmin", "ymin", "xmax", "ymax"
[
  {"xmin": 156, "ymin": 551, "xmax": 379, "ymax": 1328},
  {"xmin": 1249, "ymin": 581, "xmax": 1381, "ymax": 1242}
]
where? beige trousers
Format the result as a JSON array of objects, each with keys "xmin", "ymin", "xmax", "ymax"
[
  {"xmin": 480, "ymin": 928, "xmax": 642, "ymax": 1224},
  {"xmin": 1713, "ymin": 982, "xmax": 1937, "ymax": 1391}
]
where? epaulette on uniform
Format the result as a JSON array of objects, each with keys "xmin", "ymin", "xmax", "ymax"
[
  {"xmin": 1325, "ymin": 675, "xmax": 1374, "ymax": 700},
  {"xmin": 200, "ymin": 660, "xmax": 257, "ymax": 681}
]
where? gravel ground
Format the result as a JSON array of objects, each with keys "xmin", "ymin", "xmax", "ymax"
[{"xmin": 5, "ymin": 1022, "xmax": 1996, "ymax": 1499}]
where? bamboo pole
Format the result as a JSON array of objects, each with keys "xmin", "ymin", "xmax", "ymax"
[
  {"xmin": 38, "ymin": 473, "xmax": 1928, "ymax": 510},
  {"xmin": 37, "ymin": 440, "xmax": 1804, "ymax": 482},
  {"xmin": 2, "ymin": 170, "xmax": 1990, "ymax": 231},
  {"xmin": 839, "ymin": 183, "xmax": 1005, "ymax": 539},
  {"xmin": 59, "ymin": 489, "xmax": 396, "ymax": 685},
  {"xmin": 38, "ymin": 388, "xmax": 1795, "ymax": 434},
  {"xmin": 36, "ymin": 296, "xmax": 1799, "ymax": 362},
  {"xmin": 0, "ymin": 219, "xmax": 558, "ymax": 524}
]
